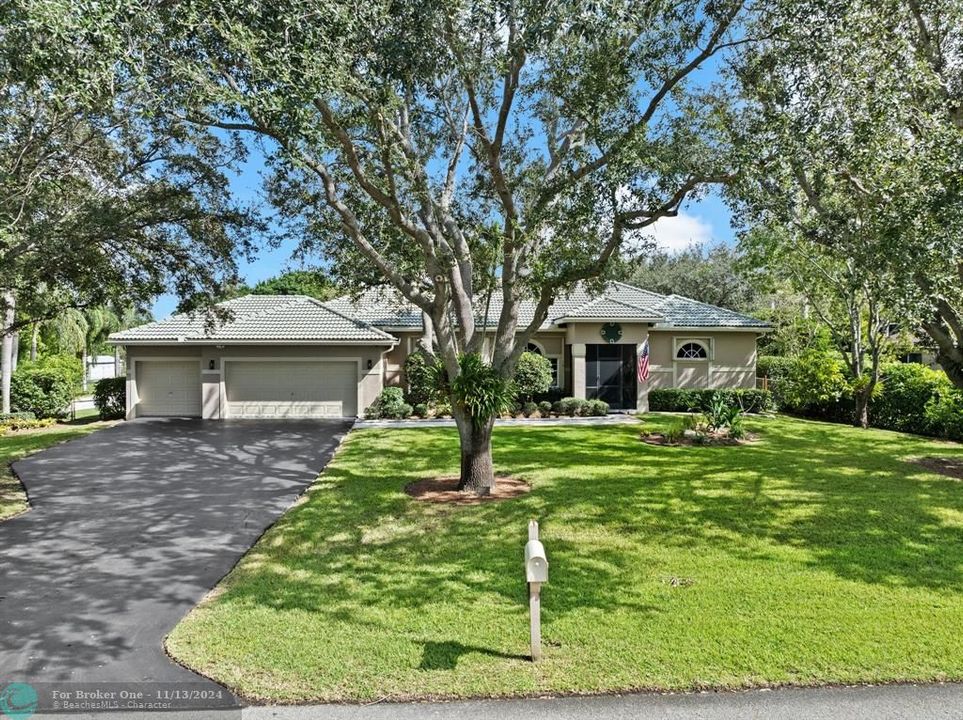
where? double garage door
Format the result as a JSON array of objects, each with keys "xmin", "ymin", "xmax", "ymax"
[
  {"xmin": 136, "ymin": 359, "xmax": 358, "ymax": 418},
  {"xmin": 224, "ymin": 360, "xmax": 358, "ymax": 418}
]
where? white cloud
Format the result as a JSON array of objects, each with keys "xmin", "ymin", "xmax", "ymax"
[{"xmin": 646, "ymin": 212, "xmax": 714, "ymax": 253}]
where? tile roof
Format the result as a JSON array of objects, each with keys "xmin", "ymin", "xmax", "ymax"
[
  {"xmin": 328, "ymin": 281, "xmax": 769, "ymax": 331},
  {"xmin": 652, "ymin": 295, "xmax": 771, "ymax": 328},
  {"xmin": 109, "ymin": 295, "xmax": 397, "ymax": 344},
  {"xmin": 112, "ymin": 283, "xmax": 768, "ymax": 346},
  {"xmin": 552, "ymin": 296, "xmax": 662, "ymax": 321}
]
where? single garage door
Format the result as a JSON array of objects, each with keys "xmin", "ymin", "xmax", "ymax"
[
  {"xmin": 224, "ymin": 360, "xmax": 358, "ymax": 418},
  {"xmin": 136, "ymin": 360, "xmax": 202, "ymax": 417}
]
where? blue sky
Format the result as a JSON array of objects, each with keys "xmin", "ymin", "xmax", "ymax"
[{"xmin": 150, "ymin": 157, "xmax": 737, "ymax": 321}]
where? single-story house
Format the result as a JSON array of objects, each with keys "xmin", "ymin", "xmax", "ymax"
[{"xmin": 108, "ymin": 282, "xmax": 769, "ymax": 420}]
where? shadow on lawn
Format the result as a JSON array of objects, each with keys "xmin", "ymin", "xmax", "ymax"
[
  {"xmin": 417, "ymin": 641, "xmax": 528, "ymax": 670},
  {"xmin": 220, "ymin": 417, "xmax": 963, "ymax": 636}
]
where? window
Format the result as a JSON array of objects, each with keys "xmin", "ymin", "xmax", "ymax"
[
  {"xmin": 527, "ymin": 342, "xmax": 559, "ymax": 386},
  {"xmin": 676, "ymin": 341, "xmax": 708, "ymax": 360}
]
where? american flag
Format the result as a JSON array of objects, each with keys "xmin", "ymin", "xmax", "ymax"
[{"xmin": 637, "ymin": 338, "xmax": 650, "ymax": 383}]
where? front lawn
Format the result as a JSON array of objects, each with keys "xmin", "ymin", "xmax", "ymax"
[
  {"xmin": 0, "ymin": 423, "xmax": 106, "ymax": 520},
  {"xmin": 167, "ymin": 414, "xmax": 963, "ymax": 702}
]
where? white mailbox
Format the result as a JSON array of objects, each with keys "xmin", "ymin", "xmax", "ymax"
[{"xmin": 525, "ymin": 539, "xmax": 549, "ymax": 583}]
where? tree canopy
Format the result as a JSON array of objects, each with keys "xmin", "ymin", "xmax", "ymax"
[
  {"xmin": 622, "ymin": 242, "xmax": 759, "ymax": 312},
  {"xmin": 729, "ymin": 0, "xmax": 963, "ymax": 387}
]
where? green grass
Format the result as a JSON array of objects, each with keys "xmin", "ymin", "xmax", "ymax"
[
  {"xmin": 167, "ymin": 414, "xmax": 963, "ymax": 702},
  {"xmin": 0, "ymin": 423, "xmax": 104, "ymax": 520}
]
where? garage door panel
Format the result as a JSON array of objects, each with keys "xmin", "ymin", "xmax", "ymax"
[
  {"xmin": 225, "ymin": 361, "xmax": 357, "ymax": 418},
  {"xmin": 136, "ymin": 361, "xmax": 202, "ymax": 417}
]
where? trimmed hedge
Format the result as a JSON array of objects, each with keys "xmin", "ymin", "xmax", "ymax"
[
  {"xmin": 0, "ymin": 411, "xmax": 36, "ymax": 421},
  {"xmin": 93, "ymin": 377, "xmax": 127, "ymax": 420},
  {"xmin": 11, "ymin": 365, "xmax": 74, "ymax": 419},
  {"xmin": 513, "ymin": 352, "xmax": 553, "ymax": 402},
  {"xmin": 365, "ymin": 387, "xmax": 413, "ymax": 419},
  {"xmin": 758, "ymin": 355, "xmax": 963, "ymax": 441},
  {"xmin": 648, "ymin": 388, "xmax": 774, "ymax": 414}
]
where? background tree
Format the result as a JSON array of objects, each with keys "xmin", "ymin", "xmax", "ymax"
[
  {"xmin": 251, "ymin": 270, "xmax": 336, "ymax": 301},
  {"xmin": 738, "ymin": 225, "xmax": 899, "ymax": 427},
  {"xmin": 0, "ymin": 2, "xmax": 259, "ymax": 411},
  {"xmin": 730, "ymin": 0, "xmax": 963, "ymax": 387},
  {"xmin": 117, "ymin": 0, "xmax": 750, "ymax": 493},
  {"xmin": 751, "ymin": 282, "xmax": 834, "ymax": 358},
  {"xmin": 622, "ymin": 242, "xmax": 759, "ymax": 311}
]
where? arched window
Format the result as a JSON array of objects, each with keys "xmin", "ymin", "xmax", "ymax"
[
  {"xmin": 676, "ymin": 341, "xmax": 708, "ymax": 360},
  {"xmin": 526, "ymin": 342, "xmax": 543, "ymax": 355}
]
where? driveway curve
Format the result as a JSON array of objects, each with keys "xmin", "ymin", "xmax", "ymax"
[{"xmin": 0, "ymin": 418, "xmax": 351, "ymax": 709}]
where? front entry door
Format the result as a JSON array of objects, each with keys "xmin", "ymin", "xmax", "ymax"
[{"xmin": 586, "ymin": 344, "xmax": 637, "ymax": 409}]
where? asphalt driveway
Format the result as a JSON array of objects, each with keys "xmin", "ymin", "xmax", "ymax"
[{"xmin": 0, "ymin": 418, "xmax": 352, "ymax": 709}]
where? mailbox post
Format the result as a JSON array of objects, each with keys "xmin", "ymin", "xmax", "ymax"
[{"xmin": 524, "ymin": 519, "xmax": 549, "ymax": 661}]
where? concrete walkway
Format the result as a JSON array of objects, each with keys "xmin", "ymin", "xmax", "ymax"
[{"xmin": 355, "ymin": 414, "xmax": 641, "ymax": 429}]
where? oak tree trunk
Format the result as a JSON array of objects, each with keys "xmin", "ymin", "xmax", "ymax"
[
  {"xmin": 454, "ymin": 409, "xmax": 495, "ymax": 495},
  {"xmin": 854, "ymin": 390, "xmax": 870, "ymax": 429},
  {"xmin": 30, "ymin": 323, "xmax": 38, "ymax": 362},
  {"xmin": 1, "ymin": 291, "xmax": 15, "ymax": 414},
  {"xmin": 936, "ymin": 349, "xmax": 963, "ymax": 389}
]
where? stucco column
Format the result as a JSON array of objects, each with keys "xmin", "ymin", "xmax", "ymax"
[
  {"xmin": 201, "ymin": 371, "xmax": 221, "ymax": 419},
  {"xmin": 636, "ymin": 335, "xmax": 650, "ymax": 413},
  {"xmin": 125, "ymin": 366, "xmax": 136, "ymax": 420},
  {"xmin": 571, "ymin": 343, "xmax": 587, "ymax": 400}
]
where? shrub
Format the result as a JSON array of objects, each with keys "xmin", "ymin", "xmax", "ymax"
[
  {"xmin": 0, "ymin": 416, "xmax": 54, "ymax": 432},
  {"xmin": 586, "ymin": 399, "xmax": 609, "ymax": 416},
  {"xmin": 554, "ymin": 397, "xmax": 589, "ymax": 417},
  {"xmin": 434, "ymin": 398, "xmax": 452, "ymax": 417},
  {"xmin": 365, "ymin": 387, "xmax": 413, "ymax": 419},
  {"xmin": 537, "ymin": 400, "xmax": 553, "ymax": 416},
  {"xmin": 767, "ymin": 350, "xmax": 849, "ymax": 416},
  {"xmin": 412, "ymin": 403, "xmax": 429, "ymax": 418},
  {"xmin": 663, "ymin": 421, "xmax": 686, "ymax": 444},
  {"xmin": 703, "ymin": 392, "xmax": 742, "ymax": 431},
  {"xmin": 648, "ymin": 388, "xmax": 773, "ymax": 414},
  {"xmin": 553, "ymin": 397, "xmax": 580, "ymax": 416},
  {"xmin": 871, "ymin": 363, "xmax": 950, "ymax": 434},
  {"xmin": 93, "ymin": 377, "xmax": 126, "ymax": 420},
  {"xmin": 11, "ymin": 365, "xmax": 74, "ymax": 419},
  {"xmin": 522, "ymin": 401, "xmax": 538, "ymax": 418},
  {"xmin": 26, "ymin": 354, "xmax": 83, "ymax": 391},
  {"xmin": 404, "ymin": 348, "xmax": 444, "ymax": 406},
  {"xmin": 728, "ymin": 416, "xmax": 748, "ymax": 440},
  {"xmin": 925, "ymin": 389, "xmax": 963, "ymax": 441},
  {"xmin": 0, "ymin": 411, "xmax": 36, "ymax": 421},
  {"xmin": 513, "ymin": 352, "xmax": 553, "ymax": 402}
]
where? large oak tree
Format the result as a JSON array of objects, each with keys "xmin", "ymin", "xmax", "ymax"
[{"xmin": 112, "ymin": 0, "xmax": 750, "ymax": 492}]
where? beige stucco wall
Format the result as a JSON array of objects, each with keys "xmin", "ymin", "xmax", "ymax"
[
  {"xmin": 124, "ymin": 343, "xmax": 391, "ymax": 418},
  {"xmin": 383, "ymin": 330, "xmax": 569, "ymax": 391},
  {"xmin": 646, "ymin": 331, "xmax": 759, "ymax": 390}
]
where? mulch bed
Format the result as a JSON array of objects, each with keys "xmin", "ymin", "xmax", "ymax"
[
  {"xmin": 640, "ymin": 432, "xmax": 757, "ymax": 447},
  {"xmin": 909, "ymin": 456, "xmax": 963, "ymax": 480},
  {"xmin": 405, "ymin": 475, "xmax": 530, "ymax": 505}
]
